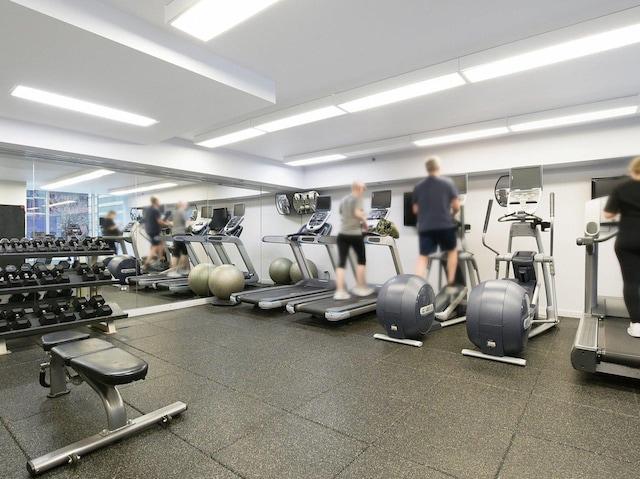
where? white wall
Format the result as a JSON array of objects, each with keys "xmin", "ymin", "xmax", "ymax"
[{"xmin": 0, "ymin": 180, "xmax": 26, "ymax": 206}]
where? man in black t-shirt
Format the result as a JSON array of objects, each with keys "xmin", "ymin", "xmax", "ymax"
[{"xmin": 144, "ymin": 196, "xmax": 172, "ymax": 269}]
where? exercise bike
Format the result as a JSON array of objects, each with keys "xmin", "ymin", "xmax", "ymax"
[{"xmin": 461, "ymin": 166, "xmax": 559, "ymax": 366}]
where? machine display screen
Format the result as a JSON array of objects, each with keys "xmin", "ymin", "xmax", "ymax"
[
  {"xmin": 591, "ymin": 176, "xmax": 628, "ymax": 199},
  {"xmin": 451, "ymin": 174, "xmax": 468, "ymax": 195},
  {"xmin": 211, "ymin": 208, "xmax": 228, "ymax": 230},
  {"xmin": 371, "ymin": 190, "xmax": 392, "ymax": 209},
  {"xmin": 510, "ymin": 166, "xmax": 543, "ymax": 190},
  {"xmin": 201, "ymin": 205, "xmax": 213, "ymax": 219},
  {"xmin": 233, "ymin": 203, "xmax": 246, "ymax": 217},
  {"xmin": 315, "ymin": 195, "xmax": 331, "ymax": 211}
]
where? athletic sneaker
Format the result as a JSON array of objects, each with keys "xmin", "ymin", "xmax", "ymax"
[
  {"xmin": 352, "ymin": 285, "xmax": 375, "ymax": 297},
  {"xmin": 628, "ymin": 322, "xmax": 640, "ymax": 338},
  {"xmin": 333, "ymin": 290, "xmax": 351, "ymax": 300}
]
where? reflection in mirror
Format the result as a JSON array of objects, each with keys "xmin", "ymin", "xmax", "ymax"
[{"xmin": 494, "ymin": 174, "xmax": 510, "ymax": 207}]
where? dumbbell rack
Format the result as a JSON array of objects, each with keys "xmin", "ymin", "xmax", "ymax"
[{"xmin": 0, "ymin": 250, "xmax": 125, "ymax": 355}]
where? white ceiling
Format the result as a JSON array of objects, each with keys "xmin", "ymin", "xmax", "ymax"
[{"xmin": 2, "ymin": 0, "xmax": 640, "ymax": 164}]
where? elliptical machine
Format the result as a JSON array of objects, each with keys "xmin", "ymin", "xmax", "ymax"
[
  {"xmin": 373, "ymin": 174, "xmax": 478, "ymax": 347},
  {"xmin": 462, "ymin": 166, "xmax": 559, "ymax": 366}
]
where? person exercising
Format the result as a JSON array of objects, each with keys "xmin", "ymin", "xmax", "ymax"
[
  {"xmin": 170, "ymin": 200, "xmax": 192, "ymax": 274},
  {"xmin": 604, "ymin": 156, "xmax": 640, "ymax": 337},
  {"xmin": 143, "ymin": 196, "xmax": 171, "ymax": 270},
  {"xmin": 101, "ymin": 210, "xmax": 121, "ymax": 253},
  {"xmin": 334, "ymin": 181, "xmax": 374, "ymax": 300},
  {"xmin": 413, "ymin": 156, "xmax": 460, "ymax": 293}
]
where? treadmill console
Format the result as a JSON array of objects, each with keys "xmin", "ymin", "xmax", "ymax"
[
  {"xmin": 191, "ymin": 218, "xmax": 211, "ymax": 235},
  {"xmin": 305, "ymin": 196, "xmax": 331, "ymax": 233},
  {"xmin": 367, "ymin": 190, "xmax": 392, "ymax": 230},
  {"xmin": 223, "ymin": 204, "xmax": 246, "ymax": 237},
  {"xmin": 507, "ymin": 166, "xmax": 543, "ymax": 215}
]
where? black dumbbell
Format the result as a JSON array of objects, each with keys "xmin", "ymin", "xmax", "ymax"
[
  {"xmin": 57, "ymin": 310, "xmax": 75, "ymax": 323},
  {"xmin": 5, "ymin": 264, "xmax": 17, "ymax": 274},
  {"xmin": 41, "ymin": 274, "xmax": 56, "ymax": 285},
  {"xmin": 8, "ymin": 293, "xmax": 25, "ymax": 303},
  {"xmin": 59, "ymin": 288, "xmax": 73, "ymax": 298},
  {"xmin": 0, "ymin": 278, "xmax": 8, "ymax": 289},
  {"xmin": 72, "ymin": 297, "xmax": 88, "ymax": 311},
  {"xmin": 24, "ymin": 274, "xmax": 39, "ymax": 286},
  {"xmin": 39, "ymin": 312, "xmax": 57, "ymax": 325},
  {"xmin": 79, "ymin": 307, "xmax": 97, "ymax": 319},
  {"xmin": 25, "ymin": 292, "xmax": 41, "ymax": 301},
  {"xmin": 20, "ymin": 263, "xmax": 32, "ymax": 274},
  {"xmin": 6, "ymin": 307, "xmax": 25, "ymax": 321},
  {"xmin": 88, "ymin": 295, "xmax": 105, "ymax": 308},
  {"xmin": 74, "ymin": 262, "xmax": 89, "ymax": 274},
  {"xmin": 0, "ymin": 319, "xmax": 10, "ymax": 332},
  {"xmin": 95, "ymin": 304, "xmax": 113, "ymax": 317},
  {"xmin": 33, "ymin": 263, "xmax": 49, "ymax": 278},
  {"xmin": 8, "ymin": 274, "xmax": 23, "ymax": 287},
  {"xmin": 56, "ymin": 273, "xmax": 70, "ymax": 284},
  {"xmin": 45, "ymin": 290, "xmax": 59, "ymax": 298},
  {"xmin": 34, "ymin": 301, "xmax": 52, "ymax": 317},
  {"xmin": 82, "ymin": 271, "xmax": 97, "ymax": 281}
]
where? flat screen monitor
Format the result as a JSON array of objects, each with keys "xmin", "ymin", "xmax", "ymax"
[
  {"xmin": 591, "ymin": 176, "xmax": 628, "ymax": 199},
  {"xmin": 315, "ymin": 195, "xmax": 331, "ymax": 211},
  {"xmin": 233, "ymin": 203, "xmax": 245, "ymax": 217},
  {"xmin": 510, "ymin": 165, "xmax": 543, "ymax": 190},
  {"xmin": 403, "ymin": 192, "xmax": 417, "ymax": 226},
  {"xmin": 211, "ymin": 208, "xmax": 228, "ymax": 230},
  {"xmin": 371, "ymin": 190, "xmax": 392, "ymax": 209},
  {"xmin": 450, "ymin": 174, "xmax": 468, "ymax": 195},
  {"xmin": 201, "ymin": 205, "xmax": 213, "ymax": 219}
]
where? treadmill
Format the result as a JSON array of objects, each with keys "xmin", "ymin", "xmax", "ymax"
[
  {"xmin": 286, "ymin": 235, "xmax": 403, "ymax": 321},
  {"xmin": 230, "ymin": 196, "xmax": 336, "ymax": 308},
  {"xmin": 285, "ymin": 191, "xmax": 403, "ymax": 321},
  {"xmin": 571, "ymin": 191, "xmax": 640, "ymax": 379}
]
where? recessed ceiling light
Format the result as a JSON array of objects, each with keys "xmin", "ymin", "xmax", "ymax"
[
  {"xmin": 196, "ymin": 128, "xmax": 265, "ymax": 148},
  {"xmin": 285, "ymin": 154, "xmax": 347, "ymax": 167},
  {"xmin": 168, "ymin": 0, "xmax": 281, "ymax": 42},
  {"xmin": 109, "ymin": 182, "xmax": 178, "ymax": 196},
  {"xmin": 338, "ymin": 73, "xmax": 465, "ymax": 113},
  {"xmin": 462, "ymin": 23, "xmax": 640, "ymax": 82},
  {"xmin": 255, "ymin": 106, "xmax": 346, "ymax": 132},
  {"xmin": 509, "ymin": 106, "xmax": 638, "ymax": 132},
  {"xmin": 413, "ymin": 127, "xmax": 509, "ymax": 147},
  {"xmin": 11, "ymin": 86, "xmax": 157, "ymax": 127},
  {"xmin": 41, "ymin": 169, "xmax": 115, "ymax": 190}
]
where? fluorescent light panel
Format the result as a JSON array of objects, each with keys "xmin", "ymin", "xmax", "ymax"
[
  {"xmin": 11, "ymin": 86, "xmax": 157, "ymax": 127},
  {"xmin": 41, "ymin": 169, "xmax": 114, "ymax": 190},
  {"xmin": 509, "ymin": 106, "xmax": 638, "ymax": 132},
  {"xmin": 462, "ymin": 23, "xmax": 640, "ymax": 82},
  {"xmin": 110, "ymin": 182, "xmax": 178, "ymax": 196},
  {"xmin": 49, "ymin": 200, "xmax": 77, "ymax": 208},
  {"xmin": 196, "ymin": 128, "xmax": 265, "ymax": 148},
  {"xmin": 413, "ymin": 127, "xmax": 509, "ymax": 147},
  {"xmin": 255, "ymin": 106, "xmax": 346, "ymax": 132},
  {"xmin": 338, "ymin": 73, "xmax": 465, "ymax": 113},
  {"xmin": 170, "ymin": 0, "xmax": 281, "ymax": 41},
  {"xmin": 286, "ymin": 154, "xmax": 347, "ymax": 167}
]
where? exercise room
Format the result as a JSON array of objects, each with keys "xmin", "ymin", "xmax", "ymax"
[{"xmin": 1, "ymin": 1, "xmax": 640, "ymax": 478}]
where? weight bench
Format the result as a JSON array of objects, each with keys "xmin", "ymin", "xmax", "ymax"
[{"xmin": 28, "ymin": 331, "xmax": 187, "ymax": 476}]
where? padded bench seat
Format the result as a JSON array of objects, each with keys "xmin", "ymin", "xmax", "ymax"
[
  {"xmin": 70, "ymin": 348, "xmax": 148, "ymax": 385},
  {"xmin": 51, "ymin": 338, "xmax": 114, "ymax": 363},
  {"xmin": 41, "ymin": 331, "xmax": 90, "ymax": 351}
]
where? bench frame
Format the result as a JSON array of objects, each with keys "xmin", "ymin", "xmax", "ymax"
[{"xmin": 28, "ymin": 332, "xmax": 187, "ymax": 476}]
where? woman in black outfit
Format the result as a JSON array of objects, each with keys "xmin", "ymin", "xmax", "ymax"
[{"xmin": 604, "ymin": 157, "xmax": 640, "ymax": 337}]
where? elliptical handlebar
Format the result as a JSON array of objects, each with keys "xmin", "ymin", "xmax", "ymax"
[
  {"xmin": 549, "ymin": 192, "xmax": 555, "ymax": 257},
  {"xmin": 483, "ymin": 200, "xmax": 493, "ymax": 234},
  {"xmin": 481, "ymin": 200, "xmax": 500, "ymax": 256}
]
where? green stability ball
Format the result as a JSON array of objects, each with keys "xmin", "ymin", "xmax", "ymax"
[
  {"xmin": 208, "ymin": 264, "xmax": 245, "ymax": 300},
  {"xmin": 269, "ymin": 257, "xmax": 293, "ymax": 284},
  {"xmin": 188, "ymin": 263, "xmax": 216, "ymax": 296},
  {"xmin": 289, "ymin": 259, "xmax": 318, "ymax": 283}
]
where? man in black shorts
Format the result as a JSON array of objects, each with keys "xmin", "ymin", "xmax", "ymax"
[
  {"xmin": 144, "ymin": 196, "xmax": 172, "ymax": 270},
  {"xmin": 413, "ymin": 156, "xmax": 460, "ymax": 291}
]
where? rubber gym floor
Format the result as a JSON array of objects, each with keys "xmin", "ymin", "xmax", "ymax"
[{"xmin": 2, "ymin": 299, "xmax": 640, "ymax": 478}]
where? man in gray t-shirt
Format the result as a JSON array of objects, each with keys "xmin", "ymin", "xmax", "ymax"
[
  {"xmin": 413, "ymin": 156, "xmax": 460, "ymax": 290},
  {"xmin": 334, "ymin": 181, "xmax": 374, "ymax": 300}
]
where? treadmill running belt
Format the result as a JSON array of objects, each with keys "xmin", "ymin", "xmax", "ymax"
[{"xmin": 599, "ymin": 317, "xmax": 640, "ymax": 368}]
